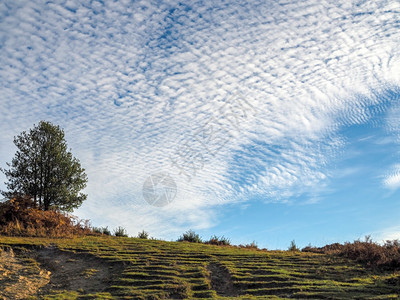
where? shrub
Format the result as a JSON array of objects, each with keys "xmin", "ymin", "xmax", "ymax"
[
  {"xmin": 177, "ymin": 230, "xmax": 202, "ymax": 243},
  {"xmin": 102, "ymin": 226, "xmax": 111, "ymax": 235},
  {"xmin": 239, "ymin": 241, "xmax": 259, "ymax": 250},
  {"xmin": 302, "ymin": 242, "xmax": 343, "ymax": 253},
  {"xmin": 338, "ymin": 238, "xmax": 400, "ymax": 269},
  {"xmin": 93, "ymin": 226, "xmax": 111, "ymax": 235},
  {"xmin": 137, "ymin": 230, "xmax": 149, "ymax": 239},
  {"xmin": 0, "ymin": 196, "xmax": 93, "ymax": 237},
  {"xmin": 93, "ymin": 227, "xmax": 102, "ymax": 234},
  {"xmin": 302, "ymin": 236, "xmax": 400, "ymax": 270},
  {"xmin": 206, "ymin": 235, "xmax": 231, "ymax": 246},
  {"xmin": 113, "ymin": 226, "xmax": 128, "ymax": 237},
  {"xmin": 288, "ymin": 240, "xmax": 300, "ymax": 252}
]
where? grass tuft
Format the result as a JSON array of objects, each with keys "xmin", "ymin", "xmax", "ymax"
[
  {"xmin": 177, "ymin": 230, "xmax": 202, "ymax": 243},
  {"xmin": 137, "ymin": 230, "xmax": 150, "ymax": 239}
]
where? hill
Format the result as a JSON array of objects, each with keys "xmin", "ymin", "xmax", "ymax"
[{"xmin": 0, "ymin": 236, "xmax": 399, "ymax": 299}]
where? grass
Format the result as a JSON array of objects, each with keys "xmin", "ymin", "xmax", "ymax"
[{"xmin": 1, "ymin": 235, "xmax": 399, "ymax": 299}]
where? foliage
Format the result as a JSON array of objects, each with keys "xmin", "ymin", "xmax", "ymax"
[
  {"xmin": 302, "ymin": 242, "xmax": 342, "ymax": 253},
  {"xmin": 93, "ymin": 226, "xmax": 111, "ymax": 236},
  {"xmin": 302, "ymin": 236, "xmax": 400, "ymax": 270},
  {"xmin": 1, "ymin": 121, "xmax": 87, "ymax": 212},
  {"xmin": 113, "ymin": 226, "xmax": 128, "ymax": 237},
  {"xmin": 177, "ymin": 230, "xmax": 202, "ymax": 243},
  {"xmin": 0, "ymin": 196, "xmax": 93, "ymax": 237},
  {"xmin": 238, "ymin": 241, "xmax": 259, "ymax": 250},
  {"xmin": 206, "ymin": 235, "xmax": 231, "ymax": 246},
  {"xmin": 137, "ymin": 230, "xmax": 149, "ymax": 239},
  {"xmin": 288, "ymin": 240, "xmax": 300, "ymax": 251},
  {"xmin": 93, "ymin": 227, "xmax": 102, "ymax": 234}
]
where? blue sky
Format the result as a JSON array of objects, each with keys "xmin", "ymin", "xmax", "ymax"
[{"xmin": 0, "ymin": 0, "xmax": 400, "ymax": 249}]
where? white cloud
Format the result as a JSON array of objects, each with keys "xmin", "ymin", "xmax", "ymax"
[
  {"xmin": 371, "ymin": 226, "xmax": 400, "ymax": 243},
  {"xmin": 0, "ymin": 0, "xmax": 399, "ymax": 237},
  {"xmin": 383, "ymin": 164, "xmax": 400, "ymax": 189}
]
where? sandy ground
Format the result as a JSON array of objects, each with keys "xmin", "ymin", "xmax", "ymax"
[
  {"xmin": 0, "ymin": 245, "xmax": 121, "ymax": 299},
  {"xmin": 0, "ymin": 247, "xmax": 50, "ymax": 299}
]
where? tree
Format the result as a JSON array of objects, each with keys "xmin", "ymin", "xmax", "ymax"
[{"xmin": 1, "ymin": 121, "xmax": 87, "ymax": 212}]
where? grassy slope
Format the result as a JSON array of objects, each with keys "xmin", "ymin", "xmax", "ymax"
[{"xmin": 0, "ymin": 236, "xmax": 399, "ymax": 299}]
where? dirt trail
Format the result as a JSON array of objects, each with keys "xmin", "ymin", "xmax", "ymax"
[
  {"xmin": 34, "ymin": 246, "xmax": 121, "ymax": 295},
  {"xmin": 0, "ymin": 247, "xmax": 50, "ymax": 300},
  {"xmin": 207, "ymin": 262, "xmax": 238, "ymax": 297},
  {"xmin": 0, "ymin": 246, "xmax": 123, "ymax": 299}
]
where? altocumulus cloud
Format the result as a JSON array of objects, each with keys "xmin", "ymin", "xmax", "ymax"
[{"xmin": 0, "ymin": 0, "xmax": 399, "ymax": 238}]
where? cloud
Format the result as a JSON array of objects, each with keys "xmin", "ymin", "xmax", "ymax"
[
  {"xmin": 383, "ymin": 91, "xmax": 400, "ymax": 190},
  {"xmin": 371, "ymin": 226, "xmax": 400, "ymax": 243},
  {"xmin": 0, "ymin": 0, "xmax": 399, "ymax": 237},
  {"xmin": 383, "ymin": 163, "xmax": 400, "ymax": 190}
]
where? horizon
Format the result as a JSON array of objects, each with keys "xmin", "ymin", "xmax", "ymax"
[{"xmin": 1, "ymin": 0, "xmax": 400, "ymax": 250}]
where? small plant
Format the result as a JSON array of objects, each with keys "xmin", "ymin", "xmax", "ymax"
[
  {"xmin": 113, "ymin": 226, "xmax": 128, "ymax": 237},
  {"xmin": 93, "ymin": 226, "xmax": 111, "ymax": 235},
  {"xmin": 364, "ymin": 234, "xmax": 373, "ymax": 243},
  {"xmin": 102, "ymin": 226, "xmax": 111, "ymax": 235},
  {"xmin": 92, "ymin": 227, "xmax": 102, "ymax": 234},
  {"xmin": 137, "ymin": 230, "xmax": 149, "ymax": 239},
  {"xmin": 177, "ymin": 230, "xmax": 202, "ymax": 243},
  {"xmin": 288, "ymin": 240, "xmax": 300, "ymax": 251},
  {"xmin": 206, "ymin": 235, "xmax": 231, "ymax": 246},
  {"xmin": 302, "ymin": 243, "xmax": 318, "ymax": 252},
  {"xmin": 239, "ymin": 241, "xmax": 259, "ymax": 250},
  {"xmin": 92, "ymin": 227, "xmax": 103, "ymax": 234}
]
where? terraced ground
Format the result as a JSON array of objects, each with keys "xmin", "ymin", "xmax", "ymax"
[{"xmin": 0, "ymin": 236, "xmax": 399, "ymax": 299}]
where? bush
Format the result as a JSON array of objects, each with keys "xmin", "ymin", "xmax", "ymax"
[
  {"xmin": 239, "ymin": 241, "xmax": 259, "ymax": 250},
  {"xmin": 177, "ymin": 230, "xmax": 202, "ymax": 243},
  {"xmin": 206, "ymin": 235, "xmax": 231, "ymax": 246},
  {"xmin": 302, "ymin": 242, "xmax": 343, "ymax": 253},
  {"xmin": 93, "ymin": 226, "xmax": 111, "ymax": 235},
  {"xmin": 0, "ymin": 196, "xmax": 93, "ymax": 237},
  {"xmin": 288, "ymin": 240, "xmax": 300, "ymax": 252},
  {"xmin": 137, "ymin": 230, "xmax": 149, "ymax": 239},
  {"xmin": 102, "ymin": 226, "xmax": 111, "ymax": 235},
  {"xmin": 93, "ymin": 227, "xmax": 102, "ymax": 234},
  {"xmin": 302, "ymin": 236, "xmax": 400, "ymax": 270},
  {"xmin": 113, "ymin": 226, "xmax": 128, "ymax": 237}
]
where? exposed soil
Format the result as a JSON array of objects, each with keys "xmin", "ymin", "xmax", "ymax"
[
  {"xmin": 0, "ymin": 247, "xmax": 50, "ymax": 300},
  {"xmin": 207, "ymin": 262, "xmax": 238, "ymax": 296},
  {"xmin": 0, "ymin": 245, "xmax": 124, "ymax": 299},
  {"xmin": 34, "ymin": 246, "xmax": 122, "ymax": 296}
]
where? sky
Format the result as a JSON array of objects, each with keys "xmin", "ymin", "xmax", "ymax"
[{"xmin": 0, "ymin": 0, "xmax": 400, "ymax": 249}]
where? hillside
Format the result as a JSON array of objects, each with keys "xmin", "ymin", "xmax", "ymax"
[{"xmin": 0, "ymin": 236, "xmax": 399, "ymax": 299}]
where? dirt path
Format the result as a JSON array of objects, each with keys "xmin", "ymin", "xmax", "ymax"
[
  {"xmin": 34, "ymin": 246, "xmax": 121, "ymax": 296},
  {"xmin": 0, "ymin": 245, "xmax": 123, "ymax": 299},
  {"xmin": 0, "ymin": 247, "xmax": 50, "ymax": 300},
  {"xmin": 207, "ymin": 262, "xmax": 238, "ymax": 297}
]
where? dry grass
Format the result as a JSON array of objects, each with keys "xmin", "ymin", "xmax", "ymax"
[
  {"xmin": 205, "ymin": 235, "xmax": 231, "ymax": 246},
  {"xmin": 302, "ymin": 236, "xmax": 400, "ymax": 270},
  {"xmin": 0, "ymin": 196, "xmax": 95, "ymax": 238}
]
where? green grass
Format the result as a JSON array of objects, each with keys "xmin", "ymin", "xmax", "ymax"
[{"xmin": 1, "ymin": 235, "xmax": 399, "ymax": 299}]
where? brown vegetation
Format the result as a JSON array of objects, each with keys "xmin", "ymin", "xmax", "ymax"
[
  {"xmin": 0, "ymin": 196, "xmax": 94, "ymax": 237},
  {"xmin": 302, "ymin": 236, "xmax": 400, "ymax": 270}
]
